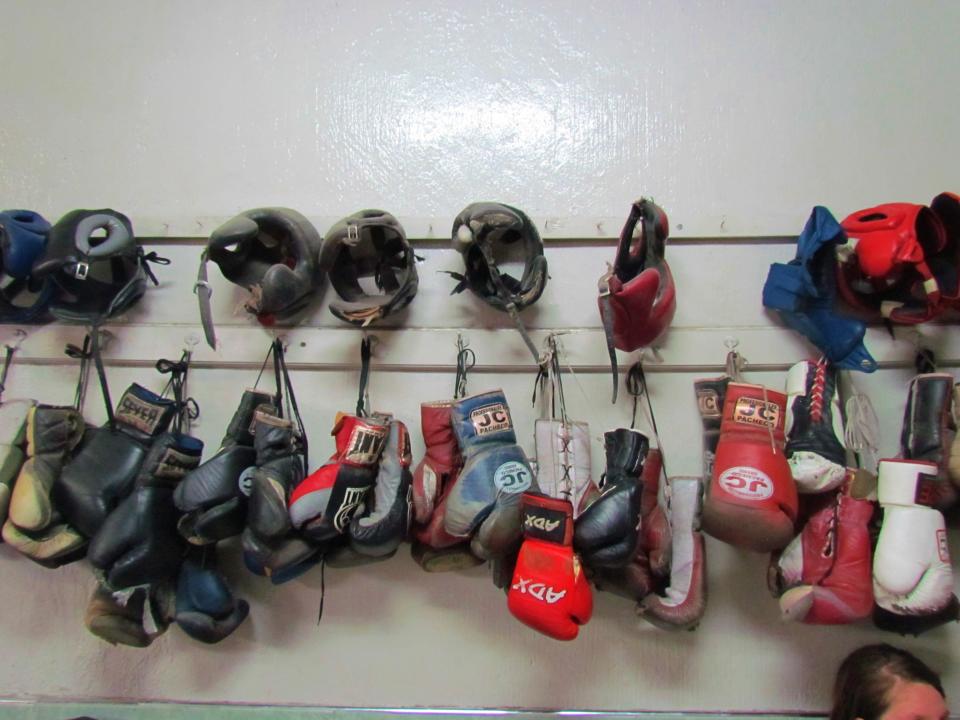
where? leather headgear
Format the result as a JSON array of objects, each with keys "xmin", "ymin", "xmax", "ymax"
[
  {"xmin": 197, "ymin": 207, "xmax": 323, "ymax": 348},
  {"xmin": 319, "ymin": 209, "xmax": 419, "ymax": 327},
  {"xmin": 449, "ymin": 202, "xmax": 547, "ymax": 313},
  {"xmin": 33, "ymin": 209, "xmax": 158, "ymax": 324},
  {"xmin": 598, "ymin": 198, "xmax": 677, "ymax": 402},
  {"xmin": 0, "ymin": 210, "xmax": 53, "ymax": 323},
  {"xmin": 448, "ymin": 203, "xmax": 547, "ymax": 363},
  {"xmin": 763, "ymin": 206, "xmax": 876, "ymax": 372},
  {"xmin": 836, "ymin": 195, "xmax": 960, "ymax": 324}
]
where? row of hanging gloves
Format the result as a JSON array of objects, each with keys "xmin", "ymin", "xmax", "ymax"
[
  {"xmin": 169, "ymin": 336, "xmax": 703, "ymax": 642},
  {"xmin": 2, "ymin": 330, "xmax": 954, "ymax": 645},
  {"xmin": 0, "ymin": 336, "xmax": 248, "ymax": 646},
  {"xmin": 0, "ymin": 327, "xmax": 703, "ymax": 645},
  {"xmin": 703, "ymin": 351, "xmax": 960, "ymax": 634}
]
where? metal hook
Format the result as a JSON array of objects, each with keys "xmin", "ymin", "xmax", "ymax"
[
  {"xmin": 362, "ymin": 331, "xmax": 379, "ymax": 355},
  {"xmin": 9, "ymin": 329, "xmax": 27, "ymax": 352},
  {"xmin": 96, "ymin": 328, "xmax": 115, "ymax": 352},
  {"xmin": 184, "ymin": 332, "xmax": 200, "ymax": 353}
]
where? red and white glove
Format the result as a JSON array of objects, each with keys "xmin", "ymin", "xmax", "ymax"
[
  {"xmin": 773, "ymin": 471, "xmax": 875, "ymax": 624},
  {"xmin": 410, "ymin": 401, "xmax": 479, "ymax": 571},
  {"xmin": 288, "ymin": 414, "xmax": 388, "ymax": 542},
  {"xmin": 638, "ymin": 475, "xmax": 706, "ymax": 630},
  {"xmin": 507, "ymin": 493, "xmax": 592, "ymax": 641},
  {"xmin": 702, "ymin": 383, "xmax": 798, "ymax": 552},
  {"xmin": 872, "ymin": 459, "xmax": 959, "ymax": 634}
]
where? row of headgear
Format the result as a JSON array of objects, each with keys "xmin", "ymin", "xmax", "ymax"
[{"xmin": 0, "ymin": 201, "xmax": 679, "ymax": 402}]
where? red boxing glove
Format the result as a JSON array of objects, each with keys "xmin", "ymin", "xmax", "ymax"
[
  {"xmin": 507, "ymin": 493, "xmax": 592, "ymax": 641},
  {"xmin": 288, "ymin": 414, "xmax": 388, "ymax": 542},
  {"xmin": 410, "ymin": 401, "xmax": 480, "ymax": 571},
  {"xmin": 774, "ymin": 474, "xmax": 875, "ymax": 624},
  {"xmin": 702, "ymin": 383, "xmax": 798, "ymax": 552}
]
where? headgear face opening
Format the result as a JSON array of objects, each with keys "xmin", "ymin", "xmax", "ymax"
[
  {"xmin": 319, "ymin": 209, "xmax": 419, "ymax": 327},
  {"xmin": 449, "ymin": 202, "xmax": 547, "ymax": 313}
]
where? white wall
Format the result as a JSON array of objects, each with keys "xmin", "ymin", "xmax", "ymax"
[{"xmin": 0, "ymin": 0, "xmax": 957, "ymax": 714}]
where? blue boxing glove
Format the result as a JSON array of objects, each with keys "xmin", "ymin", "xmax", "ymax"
[
  {"xmin": 175, "ymin": 553, "xmax": 250, "ymax": 644},
  {"xmin": 442, "ymin": 389, "xmax": 538, "ymax": 560}
]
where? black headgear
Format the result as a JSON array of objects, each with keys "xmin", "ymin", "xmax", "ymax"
[
  {"xmin": 33, "ymin": 209, "xmax": 159, "ymax": 324},
  {"xmin": 319, "ymin": 209, "xmax": 419, "ymax": 327},
  {"xmin": 197, "ymin": 207, "xmax": 323, "ymax": 348}
]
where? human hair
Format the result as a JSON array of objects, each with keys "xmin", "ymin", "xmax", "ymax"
[{"xmin": 831, "ymin": 644, "xmax": 945, "ymax": 720}]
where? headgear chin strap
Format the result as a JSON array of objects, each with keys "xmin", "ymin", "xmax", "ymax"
[
  {"xmin": 33, "ymin": 209, "xmax": 163, "ymax": 325},
  {"xmin": 319, "ymin": 209, "xmax": 419, "ymax": 327},
  {"xmin": 0, "ymin": 210, "xmax": 53, "ymax": 324},
  {"xmin": 598, "ymin": 198, "xmax": 677, "ymax": 403},
  {"xmin": 197, "ymin": 207, "xmax": 323, "ymax": 348},
  {"xmin": 836, "ymin": 195, "xmax": 960, "ymax": 325},
  {"xmin": 447, "ymin": 202, "xmax": 547, "ymax": 364}
]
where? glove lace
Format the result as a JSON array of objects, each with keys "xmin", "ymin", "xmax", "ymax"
[{"xmin": 844, "ymin": 392, "xmax": 879, "ymax": 458}]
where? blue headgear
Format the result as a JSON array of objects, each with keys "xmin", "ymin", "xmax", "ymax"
[
  {"xmin": 0, "ymin": 210, "xmax": 54, "ymax": 323},
  {"xmin": 762, "ymin": 206, "xmax": 877, "ymax": 372}
]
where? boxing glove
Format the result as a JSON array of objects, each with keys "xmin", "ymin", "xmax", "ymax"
[
  {"xmin": 326, "ymin": 418, "xmax": 413, "ymax": 566},
  {"xmin": 695, "ymin": 376, "xmax": 728, "ymax": 479},
  {"xmin": 785, "ymin": 359, "xmax": 848, "ymax": 494},
  {"xmin": 0, "ymin": 399, "xmax": 33, "ymax": 526},
  {"xmin": 702, "ymin": 382, "xmax": 798, "ymax": 552},
  {"xmin": 638, "ymin": 475, "xmax": 707, "ymax": 630},
  {"xmin": 85, "ymin": 582, "xmax": 172, "ymax": 647},
  {"xmin": 288, "ymin": 413, "xmax": 388, "ymax": 542},
  {"xmin": 2, "ymin": 405, "xmax": 86, "ymax": 566},
  {"xmin": 410, "ymin": 401, "xmax": 480, "ymax": 571},
  {"xmin": 175, "ymin": 389, "xmax": 276, "ymax": 544},
  {"xmin": 948, "ymin": 383, "xmax": 960, "ymax": 488},
  {"xmin": 534, "ymin": 419, "xmax": 598, "ymax": 516},
  {"xmin": 242, "ymin": 412, "xmax": 316, "ymax": 581},
  {"xmin": 174, "ymin": 552, "xmax": 249, "ymax": 644},
  {"xmin": 88, "ymin": 433, "xmax": 203, "ymax": 591},
  {"xmin": 587, "ymin": 448, "xmax": 664, "ymax": 601},
  {"xmin": 901, "ymin": 374, "xmax": 958, "ymax": 510},
  {"xmin": 507, "ymin": 493, "xmax": 592, "ymax": 640},
  {"xmin": 444, "ymin": 389, "xmax": 537, "ymax": 560},
  {"xmin": 872, "ymin": 458, "xmax": 959, "ymax": 634},
  {"xmin": 773, "ymin": 474, "xmax": 875, "ymax": 624},
  {"xmin": 53, "ymin": 384, "xmax": 178, "ymax": 539},
  {"xmin": 574, "ymin": 428, "xmax": 648, "ymax": 568}
]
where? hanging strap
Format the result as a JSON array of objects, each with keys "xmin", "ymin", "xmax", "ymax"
[
  {"xmin": 88, "ymin": 325, "xmax": 115, "ymax": 427},
  {"xmin": 531, "ymin": 335, "xmax": 569, "ymax": 424},
  {"xmin": 0, "ymin": 344, "xmax": 15, "ymax": 404},
  {"xmin": 195, "ymin": 250, "xmax": 216, "ymax": 349},
  {"xmin": 474, "ymin": 237, "xmax": 541, "ymax": 366},
  {"xmin": 626, "ymin": 360, "xmax": 668, "ymax": 478},
  {"xmin": 356, "ymin": 336, "xmax": 372, "ymax": 418},
  {"xmin": 915, "ymin": 348, "xmax": 937, "ymax": 374},
  {"xmin": 65, "ymin": 334, "xmax": 94, "ymax": 413},
  {"xmin": 273, "ymin": 338, "xmax": 307, "ymax": 473},
  {"xmin": 156, "ymin": 350, "xmax": 199, "ymax": 435},
  {"xmin": 454, "ymin": 335, "xmax": 475, "ymax": 400},
  {"xmin": 140, "ymin": 248, "xmax": 170, "ymax": 287},
  {"xmin": 597, "ymin": 287, "xmax": 619, "ymax": 404}
]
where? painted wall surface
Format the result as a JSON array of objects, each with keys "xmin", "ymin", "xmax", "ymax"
[
  {"xmin": 1, "ymin": 0, "xmax": 958, "ymax": 237},
  {"xmin": 0, "ymin": 0, "xmax": 957, "ymax": 714}
]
